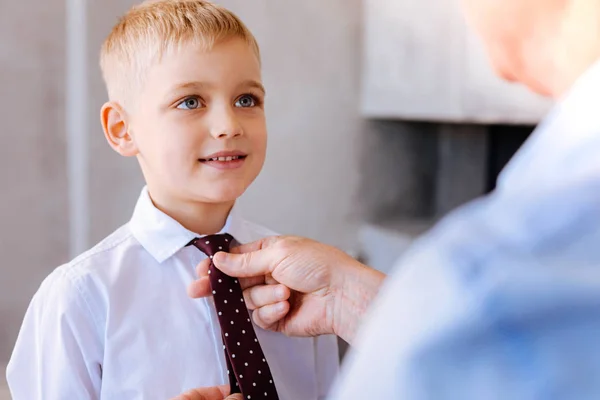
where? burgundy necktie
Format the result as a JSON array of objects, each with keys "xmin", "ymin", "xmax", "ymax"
[{"xmin": 190, "ymin": 234, "xmax": 279, "ymax": 399}]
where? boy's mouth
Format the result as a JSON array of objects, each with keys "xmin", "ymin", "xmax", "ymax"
[
  {"xmin": 199, "ymin": 151, "xmax": 248, "ymax": 170},
  {"xmin": 199, "ymin": 155, "xmax": 246, "ymax": 162}
]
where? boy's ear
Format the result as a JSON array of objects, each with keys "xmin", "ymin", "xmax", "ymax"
[{"xmin": 100, "ymin": 101, "xmax": 139, "ymax": 157}]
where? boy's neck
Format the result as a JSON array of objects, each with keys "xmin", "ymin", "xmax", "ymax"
[{"xmin": 147, "ymin": 189, "xmax": 235, "ymax": 236}]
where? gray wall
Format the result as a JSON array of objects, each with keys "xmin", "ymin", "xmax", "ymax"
[
  {"xmin": 1, "ymin": 0, "xmax": 367, "ymax": 365},
  {"xmin": 0, "ymin": 0, "xmax": 68, "ymax": 364}
]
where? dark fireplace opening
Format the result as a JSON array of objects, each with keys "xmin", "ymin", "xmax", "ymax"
[{"xmin": 359, "ymin": 120, "xmax": 538, "ymax": 228}]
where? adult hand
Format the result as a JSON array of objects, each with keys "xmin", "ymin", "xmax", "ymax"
[
  {"xmin": 170, "ymin": 385, "xmax": 241, "ymax": 400},
  {"xmin": 188, "ymin": 236, "xmax": 385, "ymax": 344}
]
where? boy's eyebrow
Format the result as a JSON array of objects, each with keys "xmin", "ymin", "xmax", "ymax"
[
  {"xmin": 167, "ymin": 80, "xmax": 266, "ymax": 96},
  {"xmin": 239, "ymin": 80, "xmax": 266, "ymax": 95},
  {"xmin": 168, "ymin": 81, "xmax": 209, "ymax": 95}
]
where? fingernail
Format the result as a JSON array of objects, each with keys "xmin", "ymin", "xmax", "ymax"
[{"xmin": 277, "ymin": 302, "xmax": 286, "ymax": 312}]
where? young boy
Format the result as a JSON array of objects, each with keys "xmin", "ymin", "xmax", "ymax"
[{"xmin": 6, "ymin": 1, "xmax": 339, "ymax": 398}]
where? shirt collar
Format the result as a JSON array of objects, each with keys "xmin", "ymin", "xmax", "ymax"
[{"xmin": 129, "ymin": 186, "xmax": 245, "ymax": 263}]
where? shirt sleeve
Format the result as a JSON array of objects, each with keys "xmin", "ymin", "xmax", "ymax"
[
  {"xmin": 314, "ymin": 334, "xmax": 340, "ymax": 399},
  {"xmin": 6, "ymin": 267, "xmax": 103, "ymax": 400},
  {"xmin": 328, "ymin": 177, "xmax": 600, "ymax": 399}
]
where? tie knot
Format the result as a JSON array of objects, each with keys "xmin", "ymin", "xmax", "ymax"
[{"xmin": 191, "ymin": 233, "xmax": 234, "ymax": 257}]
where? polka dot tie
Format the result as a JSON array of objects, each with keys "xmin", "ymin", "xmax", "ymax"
[{"xmin": 190, "ymin": 234, "xmax": 280, "ymax": 400}]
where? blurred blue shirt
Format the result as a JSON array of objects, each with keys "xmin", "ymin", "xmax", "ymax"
[{"xmin": 330, "ymin": 59, "xmax": 600, "ymax": 400}]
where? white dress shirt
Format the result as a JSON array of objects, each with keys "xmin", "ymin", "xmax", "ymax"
[
  {"xmin": 7, "ymin": 187, "xmax": 339, "ymax": 400},
  {"xmin": 330, "ymin": 59, "xmax": 600, "ymax": 399}
]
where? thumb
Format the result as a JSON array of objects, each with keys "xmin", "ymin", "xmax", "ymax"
[
  {"xmin": 213, "ymin": 237, "xmax": 281, "ymax": 278},
  {"xmin": 213, "ymin": 251, "xmax": 272, "ymax": 278},
  {"xmin": 229, "ymin": 236, "xmax": 281, "ymax": 255},
  {"xmin": 225, "ymin": 395, "xmax": 243, "ymax": 400}
]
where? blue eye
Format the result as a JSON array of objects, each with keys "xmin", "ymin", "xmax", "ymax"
[
  {"xmin": 177, "ymin": 97, "xmax": 201, "ymax": 110},
  {"xmin": 235, "ymin": 95, "xmax": 256, "ymax": 108}
]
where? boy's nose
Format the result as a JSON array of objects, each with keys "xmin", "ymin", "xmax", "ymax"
[{"xmin": 209, "ymin": 108, "xmax": 243, "ymax": 139}]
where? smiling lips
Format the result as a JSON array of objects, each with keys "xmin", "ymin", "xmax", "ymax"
[{"xmin": 199, "ymin": 151, "xmax": 247, "ymax": 170}]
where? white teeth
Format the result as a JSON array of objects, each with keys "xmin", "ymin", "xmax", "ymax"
[{"xmin": 204, "ymin": 155, "xmax": 243, "ymax": 162}]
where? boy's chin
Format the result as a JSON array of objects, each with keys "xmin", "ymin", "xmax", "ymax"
[{"xmin": 196, "ymin": 185, "xmax": 247, "ymax": 204}]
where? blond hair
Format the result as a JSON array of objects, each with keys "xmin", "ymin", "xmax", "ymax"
[{"xmin": 100, "ymin": 0, "xmax": 260, "ymax": 107}]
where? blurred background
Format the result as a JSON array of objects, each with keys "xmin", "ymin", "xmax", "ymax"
[{"xmin": 0, "ymin": 0, "xmax": 552, "ymax": 396}]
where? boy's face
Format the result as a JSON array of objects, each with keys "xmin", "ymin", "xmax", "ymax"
[{"xmin": 126, "ymin": 37, "xmax": 266, "ymax": 206}]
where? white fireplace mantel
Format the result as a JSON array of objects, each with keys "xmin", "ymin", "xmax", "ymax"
[{"xmin": 361, "ymin": 0, "xmax": 554, "ymax": 124}]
